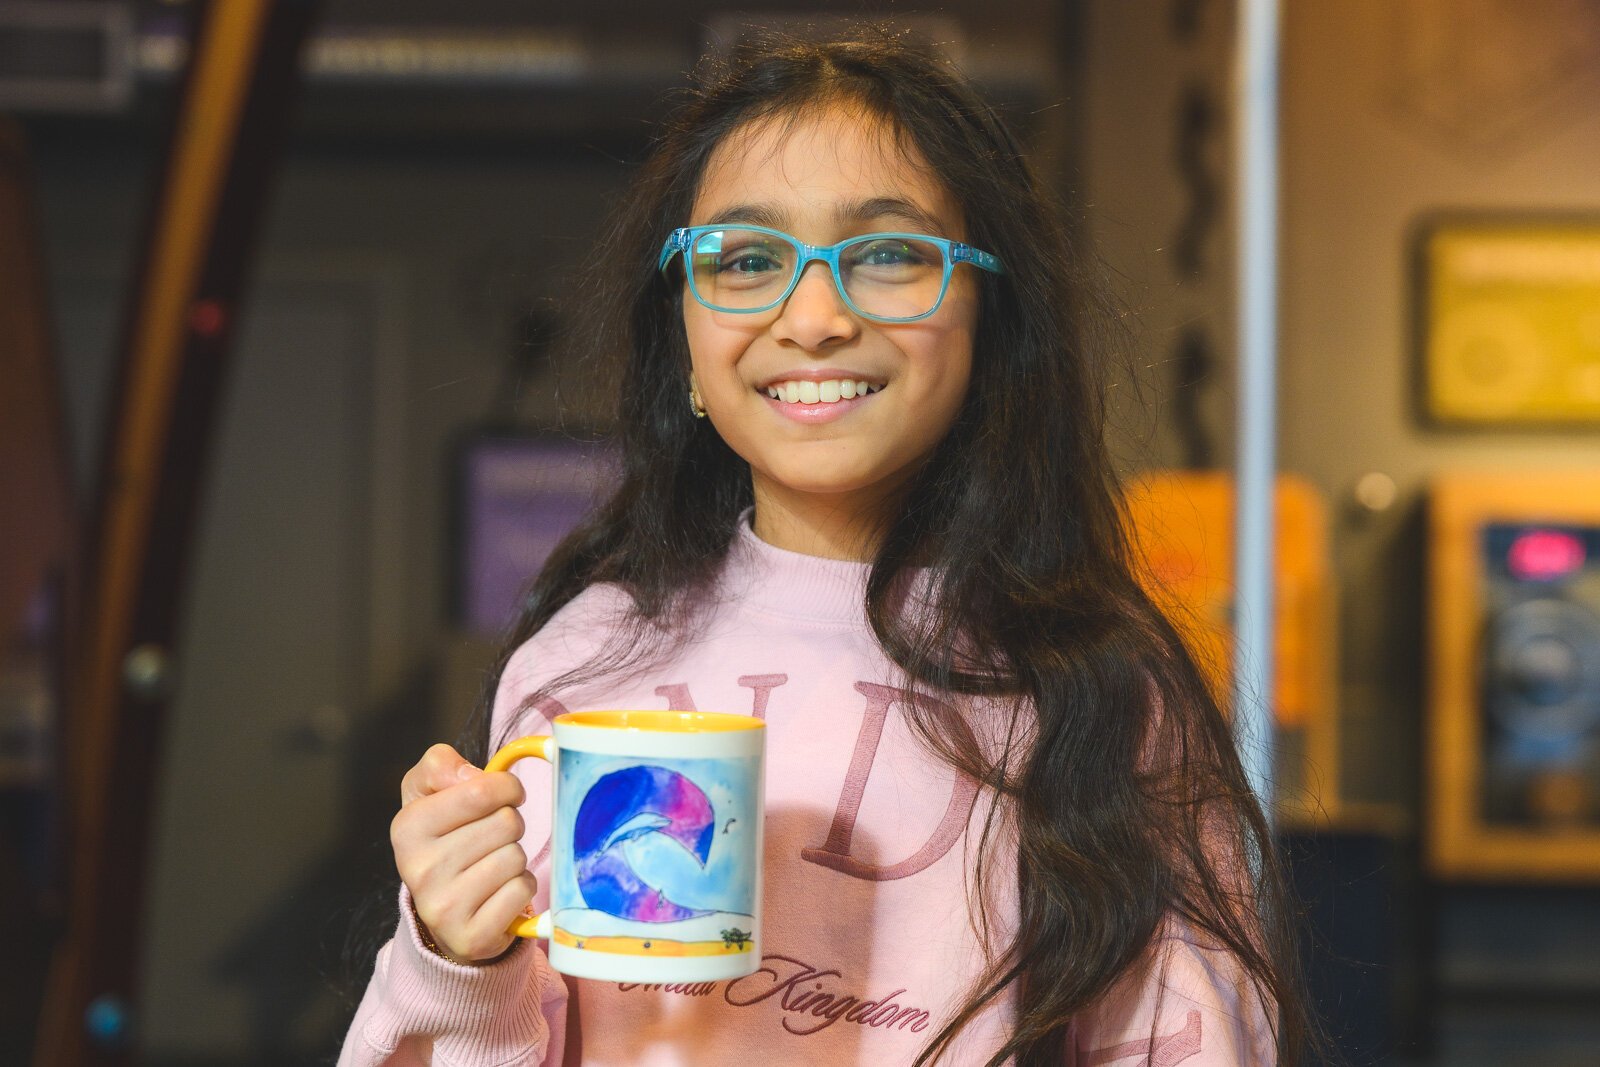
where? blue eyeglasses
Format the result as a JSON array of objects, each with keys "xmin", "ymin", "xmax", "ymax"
[{"xmin": 658, "ymin": 225, "xmax": 1005, "ymax": 324}]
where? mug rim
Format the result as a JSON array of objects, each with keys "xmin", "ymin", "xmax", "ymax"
[{"xmin": 553, "ymin": 709, "xmax": 765, "ymax": 733}]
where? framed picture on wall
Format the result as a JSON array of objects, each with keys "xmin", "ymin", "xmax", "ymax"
[
  {"xmin": 1415, "ymin": 215, "xmax": 1600, "ymax": 427},
  {"xmin": 450, "ymin": 431, "xmax": 617, "ymax": 636}
]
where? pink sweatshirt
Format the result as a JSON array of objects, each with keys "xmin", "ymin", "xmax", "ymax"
[{"xmin": 340, "ymin": 517, "xmax": 1276, "ymax": 1065}]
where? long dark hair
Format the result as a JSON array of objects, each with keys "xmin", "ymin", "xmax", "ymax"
[{"xmin": 472, "ymin": 28, "xmax": 1311, "ymax": 1066}]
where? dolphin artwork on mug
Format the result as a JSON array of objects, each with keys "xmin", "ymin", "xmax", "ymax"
[
  {"xmin": 573, "ymin": 765, "xmax": 716, "ymax": 923},
  {"xmin": 550, "ymin": 746, "xmax": 761, "ymax": 966}
]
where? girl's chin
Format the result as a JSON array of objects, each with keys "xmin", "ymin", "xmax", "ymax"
[{"xmin": 752, "ymin": 461, "xmax": 910, "ymax": 502}]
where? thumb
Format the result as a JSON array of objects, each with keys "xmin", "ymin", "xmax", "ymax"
[{"xmin": 401, "ymin": 743, "xmax": 482, "ymax": 805}]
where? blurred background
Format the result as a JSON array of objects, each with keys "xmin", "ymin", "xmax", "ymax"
[{"xmin": 3, "ymin": 0, "xmax": 1600, "ymax": 1064}]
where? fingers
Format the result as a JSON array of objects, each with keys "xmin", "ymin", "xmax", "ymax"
[
  {"xmin": 398, "ymin": 766, "xmax": 525, "ymax": 842},
  {"xmin": 401, "ymin": 743, "xmax": 478, "ymax": 806},
  {"xmin": 439, "ymin": 802, "xmax": 527, "ymax": 868},
  {"xmin": 474, "ymin": 865, "xmax": 540, "ymax": 940},
  {"xmin": 391, "ymin": 741, "xmax": 540, "ymax": 964},
  {"xmin": 393, "ymin": 777, "xmax": 526, "ymax": 883},
  {"xmin": 415, "ymin": 843, "xmax": 538, "ymax": 963}
]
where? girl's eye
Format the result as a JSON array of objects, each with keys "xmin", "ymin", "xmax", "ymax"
[
  {"xmin": 849, "ymin": 239, "xmax": 934, "ymax": 268},
  {"xmin": 721, "ymin": 247, "xmax": 785, "ymax": 274}
]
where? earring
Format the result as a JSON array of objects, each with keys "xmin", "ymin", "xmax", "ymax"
[{"xmin": 688, "ymin": 375, "xmax": 707, "ymax": 419}]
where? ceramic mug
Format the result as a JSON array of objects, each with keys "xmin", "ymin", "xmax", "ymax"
[{"xmin": 486, "ymin": 710, "xmax": 766, "ymax": 983}]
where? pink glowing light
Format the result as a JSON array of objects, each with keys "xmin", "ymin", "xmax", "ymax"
[{"xmin": 1507, "ymin": 528, "xmax": 1586, "ymax": 582}]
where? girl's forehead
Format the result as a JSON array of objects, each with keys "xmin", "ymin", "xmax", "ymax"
[{"xmin": 690, "ymin": 105, "xmax": 963, "ymax": 233}]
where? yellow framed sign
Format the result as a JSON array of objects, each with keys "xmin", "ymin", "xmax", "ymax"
[
  {"xmin": 1428, "ymin": 471, "xmax": 1600, "ymax": 882},
  {"xmin": 1418, "ymin": 218, "xmax": 1600, "ymax": 425}
]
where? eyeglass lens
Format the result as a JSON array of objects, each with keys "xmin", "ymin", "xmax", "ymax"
[{"xmin": 688, "ymin": 229, "xmax": 947, "ymax": 320}]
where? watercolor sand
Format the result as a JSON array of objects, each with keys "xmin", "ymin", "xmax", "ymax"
[
  {"xmin": 552, "ymin": 928, "xmax": 754, "ymax": 957},
  {"xmin": 553, "ymin": 908, "xmax": 756, "ymax": 957}
]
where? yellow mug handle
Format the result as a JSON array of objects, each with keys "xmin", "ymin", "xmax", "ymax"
[{"xmin": 485, "ymin": 735, "xmax": 555, "ymax": 940}]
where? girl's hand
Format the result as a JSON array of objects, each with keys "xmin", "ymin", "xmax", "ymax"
[{"xmin": 390, "ymin": 743, "xmax": 536, "ymax": 965}]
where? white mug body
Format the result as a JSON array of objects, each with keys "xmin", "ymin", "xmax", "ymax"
[{"xmin": 542, "ymin": 711, "xmax": 765, "ymax": 983}]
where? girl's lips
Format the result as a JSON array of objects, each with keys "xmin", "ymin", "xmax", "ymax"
[{"xmin": 761, "ymin": 386, "xmax": 879, "ymax": 424}]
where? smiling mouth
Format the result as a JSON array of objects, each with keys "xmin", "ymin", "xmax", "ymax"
[{"xmin": 761, "ymin": 378, "xmax": 885, "ymax": 405}]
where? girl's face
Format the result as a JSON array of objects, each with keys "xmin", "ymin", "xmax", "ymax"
[{"xmin": 683, "ymin": 104, "xmax": 979, "ymax": 538}]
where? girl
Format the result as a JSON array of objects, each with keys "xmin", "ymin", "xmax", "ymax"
[{"xmin": 342, "ymin": 29, "xmax": 1308, "ymax": 1066}]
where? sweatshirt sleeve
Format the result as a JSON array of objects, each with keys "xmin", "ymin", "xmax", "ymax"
[
  {"xmin": 336, "ymin": 584, "xmax": 624, "ymax": 1065},
  {"xmin": 1070, "ymin": 924, "xmax": 1277, "ymax": 1066},
  {"xmin": 337, "ymin": 885, "xmax": 568, "ymax": 1067}
]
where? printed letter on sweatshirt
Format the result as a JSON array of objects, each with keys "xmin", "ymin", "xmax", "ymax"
[{"xmin": 800, "ymin": 682, "xmax": 978, "ymax": 880}]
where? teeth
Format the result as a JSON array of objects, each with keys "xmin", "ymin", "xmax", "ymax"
[{"xmin": 763, "ymin": 378, "xmax": 883, "ymax": 405}]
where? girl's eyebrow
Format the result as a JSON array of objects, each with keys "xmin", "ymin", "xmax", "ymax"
[
  {"xmin": 837, "ymin": 196, "xmax": 949, "ymax": 236},
  {"xmin": 700, "ymin": 197, "xmax": 952, "ymax": 236},
  {"xmin": 703, "ymin": 203, "xmax": 789, "ymax": 228}
]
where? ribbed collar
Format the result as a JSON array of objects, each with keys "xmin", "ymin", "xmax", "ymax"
[{"xmin": 719, "ymin": 510, "xmax": 876, "ymax": 626}]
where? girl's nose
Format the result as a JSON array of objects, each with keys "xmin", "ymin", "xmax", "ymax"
[{"xmin": 770, "ymin": 262, "xmax": 858, "ymax": 349}]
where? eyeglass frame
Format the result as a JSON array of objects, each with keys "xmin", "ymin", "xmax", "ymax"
[{"xmin": 657, "ymin": 224, "xmax": 1005, "ymax": 324}]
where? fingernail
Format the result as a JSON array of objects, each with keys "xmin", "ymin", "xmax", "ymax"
[{"xmin": 456, "ymin": 764, "xmax": 478, "ymax": 781}]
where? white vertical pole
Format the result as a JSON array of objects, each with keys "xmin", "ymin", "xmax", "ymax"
[{"xmin": 1233, "ymin": 0, "xmax": 1281, "ymax": 816}]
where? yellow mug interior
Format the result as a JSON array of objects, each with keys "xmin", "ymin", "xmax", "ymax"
[{"xmin": 555, "ymin": 710, "xmax": 764, "ymax": 733}]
